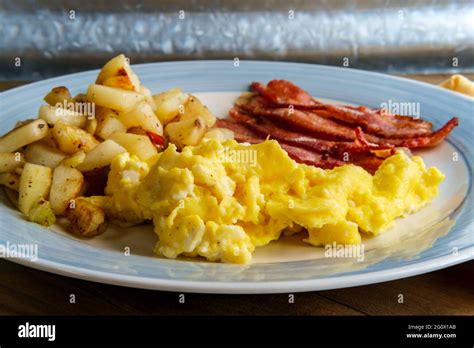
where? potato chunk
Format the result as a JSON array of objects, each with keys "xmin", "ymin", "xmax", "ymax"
[
  {"xmin": 0, "ymin": 119, "xmax": 49, "ymax": 153},
  {"xmin": 87, "ymin": 84, "xmax": 144, "ymax": 112},
  {"xmin": 52, "ymin": 123, "xmax": 99, "ymax": 155},
  {"xmin": 44, "ymin": 86, "xmax": 73, "ymax": 106},
  {"xmin": 0, "ymin": 152, "xmax": 24, "ymax": 173},
  {"xmin": 165, "ymin": 117, "xmax": 207, "ymax": 148},
  {"xmin": 75, "ymin": 140, "xmax": 127, "ymax": 172},
  {"xmin": 50, "ymin": 165, "xmax": 84, "ymax": 215},
  {"xmin": 95, "ymin": 54, "xmax": 140, "ymax": 92},
  {"xmin": 18, "ymin": 163, "xmax": 52, "ymax": 215},
  {"xmin": 95, "ymin": 107, "xmax": 127, "ymax": 139},
  {"xmin": 24, "ymin": 142, "xmax": 66, "ymax": 168},
  {"xmin": 153, "ymin": 88, "xmax": 189, "ymax": 125},
  {"xmin": 180, "ymin": 95, "xmax": 216, "ymax": 127},
  {"xmin": 109, "ymin": 132, "xmax": 158, "ymax": 162},
  {"xmin": 65, "ymin": 197, "xmax": 107, "ymax": 237},
  {"xmin": 118, "ymin": 101, "xmax": 163, "ymax": 135}
]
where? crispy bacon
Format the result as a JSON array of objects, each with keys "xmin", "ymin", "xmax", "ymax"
[
  {"xmin": 229, "ymin": 108, "xmax": 393, "ymax": 159},
  {"xmin": 252, "ymin": 80, "xmax": 435, "ymax": 138},
  {"xmin": 238, "ymin": 95, "xmax": 389, "ymax": 143},
  {"xmin": 238, "ymin": 94, "xmax": 458, "ymax": 148},
  {"xmin": 215, "ymin": 118, "xmax": 264, "ymax": 144},
  {"xmin": 219, "ymin": 79, "xmax": 458, "ymax": 174},
  {"xmin": 216, "ymin": 118, "xmax": 346, "ymax": 169},
  {"xmin": 315, "ymin": 105, "xmax": 432, "ymax": 138},
  {"xmin": 395, "ymin": 117, "xmax": 459, "ymax": 148},
  {"xmin": 251, "ymin": 80, "xmax": 321, "ymax": 108}
]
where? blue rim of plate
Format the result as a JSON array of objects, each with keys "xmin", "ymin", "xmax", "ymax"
[{"xmin": 0, "ymin": 60, "xmax": 473, "ymax": 294}]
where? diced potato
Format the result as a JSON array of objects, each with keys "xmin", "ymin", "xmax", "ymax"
[
  {"xmin": 165, "ymin": 117, "xmax": 207, "ymax": 148},
  {"xmin": 44, "ymin": 86, "xmax": 73, "ymax": 106},
  {"xmin": 73, "ymin": 93, "xmax": 88, "ymax": 104},
  {"xmin": 61, "ymin": 151, "xmax": 86, "ymax": 168},
  {"xmin": 95, "ymin": 54, "xmax": 140, "ymax": 92},
  {"xmin": 27, "ymin": 198, "xmax": 56, "ymax": 226},
  {"xmin": 52, "ymin": 122, "xmax": 100, "ymax": 155},
  {"xmin": 153, "ymin": 88, "xmax": 188, "ymax": 125},
  {"xmin": 203, "ymin": 127, "xmax": 234, "ymax": 141},
  {"xmin": 18, "ymin": 163, "xmax": 52, "ymax": 215},
  {"xmin": 140, "ymin": 85, "xmax": 157, "ymax": 111},
  {"xmin": 81, "ymin": 195, "xmax": 108, "ymax": 209},
  {"xmin": 85, "ymin": 117, "xmax": 98, "ymax": 134},
  {"xmin": 118, "ymin": 101, "xmax": 163, "ymax": 135},
  {"xmin": 86, "ymin": 84, "xmax": 144, "ymax": 112},
  {"xmin": 24, "ymin": 142, "xmax": 66, "ymax": 168},
  {"xmin": 50, "ymin": 164, "xmax": 84, "ymax": 215},
  {"xmin": 0, "ymin": 172, "xmax": 20, "ymax": 190},
  {"xmin": 180, "ymin": 95, "xmax": 216, "ymax": 127},
  {"xmin": 39, "ymin": 105, "xmax": 87, "ymax": 128},
  {"xmin": 0, "ymin": 119, "xmax": 49, "ymax": 153},
  {"xmin": 75, "ymin": 139, "xmax": 127, "ymax": 172},
  {"xmin": 65, "ymin": 197, "xmax": 107, "ymax": 237},
  {"xmin": 109, "ymin": 132, "xmax": 158, "ymax": 162},
  {"xmin": 0, "ymin": 152, "xmax": 24, "ymax": 173},
  {"xmin": 39, "ymin": 131, "xmax": 58, "ymax": 148},
  {"xmin": 95, "ymin": 108, "xmax": 127, "ymax": 139}
]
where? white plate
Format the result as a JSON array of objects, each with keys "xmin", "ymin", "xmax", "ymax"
[{"xmin": 0, "ymin": 61, "xmax": 472, "ymax": 293}]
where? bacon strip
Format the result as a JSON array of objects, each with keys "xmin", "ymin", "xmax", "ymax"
[
  {"xmin": 252, "ymin": 80, "xmax": 434, "ymax": 138},
  {"xmin": 251, "ymin": 80, "xmax": 321, "ymax": 108},
  {"xmin": 229, "ymin": 108, "xmax": 393, "ymax": 159},
  {"xmin": 315, "ymin": 105, "xmax": 432, "ymax": 138},
  {"xmin": 216, "ymin": 118, "xmax": 346, "ymax": 169},
  {"xmin": 238, "ymin": 95, "xmax": 391, "ymax": 143},
  {"xmin": 239, "ymin": 95, "xmax": 458, "ymax": 149}
]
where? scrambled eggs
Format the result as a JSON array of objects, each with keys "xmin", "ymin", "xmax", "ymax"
[{"xmin": 104, "ymin": 139, "xmax": 444, "ymax": 264}]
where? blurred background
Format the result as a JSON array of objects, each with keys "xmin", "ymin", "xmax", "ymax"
[{"xmin": 0, "ymin": 0, "xmax": 473, "ymax": 80}]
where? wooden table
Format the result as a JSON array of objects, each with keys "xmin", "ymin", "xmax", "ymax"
[{"xmin": 0, "ymin": 74, "xmax": 472, "ymax": 316}]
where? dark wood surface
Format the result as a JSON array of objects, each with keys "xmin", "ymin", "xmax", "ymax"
[{"xmin": 0, "ymin": 74, "xmax": 472, "ymax": 315}]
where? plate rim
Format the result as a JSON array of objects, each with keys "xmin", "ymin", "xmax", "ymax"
[
  {"xmin": 0, "ymin": 60, "xmax": 473, "ymax": 293},
  {"xmin": 5, "ymin": 246, "xmax": 473, "ymax": 294}
]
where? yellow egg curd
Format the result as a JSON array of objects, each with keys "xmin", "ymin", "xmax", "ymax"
[{"xmin": 103, "ymin": 138, "xmax": 444, "ymax": 264}]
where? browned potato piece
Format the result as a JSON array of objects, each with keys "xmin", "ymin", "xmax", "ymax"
[
  {"xmin": 118, "ymin": 101, "xmax": 163, "ymax": 135},
  {"xmin": 50, "ymin": 165, "xmax": 84, "ymax": 215},
  {"xmin": 95, "ymin": 107, "xmax": 127, "ymax": 139},
  {"xmin": 52, "ymin": 122, "xmax": 100, "ymax": 155},
  {"xmin": 44, "ymin": 86, "xmax": 73, "ymax": 106},
  {"xmin": 95, "ymin": 54, "xmax": 140, "ymax": 92},
  {"xmin": 87, "ymin": 84, "xmax": 144, "ymax": 112},
  {"xmin": 165, "ymin": 117, "xmax": 207, "ymax": 148},
  {"xmin": 65, "ymin": 197, "xmax": 107, "ymax": 237},
  {"xmin": 152, "ymin": 88, "xmax": 188, "ymax": 125},
  {"xmin": 0, "ymin": 172, "xmax": 20, "ymax": 190},
  {"xmin": 180, "ymin": 95, "xmax": 216, "ymax": 127},
  {"xmin": 0, "ymin": 152, "xmax": 24, "ymax": 173},
  {"xmin": 109, "ymin": 132, "xmax": 158, "ymax": 162},
  {"xmin": 75, "ymin": 139, "xmax": 126, "ymax": 172},
  {"xmin": 0, "ymin": 119, "xmax": 49, "ymax": 153},
  {"xmin": 18, "ymin": 163, "xmax": 52, "ymax": 215},
  {"xmin": 24, "ymin": 142, "xmax": 66, "ymax": 168},
  {"xmin": 38, "ymin": 105, "xmax": 87, "ymax": 128}
]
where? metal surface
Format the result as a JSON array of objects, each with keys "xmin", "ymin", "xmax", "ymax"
[{"xmin": 0, "ymin": 0, "xmax": 473, "ymax": 80}]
